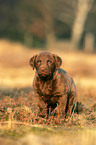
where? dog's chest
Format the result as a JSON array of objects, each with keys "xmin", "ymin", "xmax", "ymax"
[
  {"xmin": 38, "ymin": 81, "xmax": 53, "ymax": 95},
  {"xmin": 34, "ymin": 77, "xmax": 57, "ymax": 96}
]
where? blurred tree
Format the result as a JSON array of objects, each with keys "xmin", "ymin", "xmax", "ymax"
[
  {"xmin": 41, "ymin": 0, "xmax": 55, "ymax": 47},
  {"xmin": 0, "ymin": 0, "xmax": 77, "ymax": 48},
  {"xmin": 71, "ymin": 0, "xmax": 94, "ymax": 49},
  {"xmin": 0, "ymin": 0, "xmax": 20, "ymax": 40},
  {"xmin": 0, "ymin": 0, "xmax": 96, "ymax": 51},
  {"xmin": 53, "ymin": 0, "xmax": 76, "ymax": 27},
  {"xmin": 16, "ymin": 0, "xmax": 45, "ymax": 47},
  {"xmin": 54, "ymin": 20, "xmax": 71, "ymax": 39}
]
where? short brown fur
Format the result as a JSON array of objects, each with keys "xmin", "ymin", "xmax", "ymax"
[{"xmin": 30, "ymin": 52, "xmax": 77, "ymax": 118}]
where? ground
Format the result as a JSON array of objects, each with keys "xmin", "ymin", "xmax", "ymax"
[{"xmin": 0, "ymin": 39, "xmax": 96, "ymax": 145}]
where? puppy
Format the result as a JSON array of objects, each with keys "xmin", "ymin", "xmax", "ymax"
[{"xmin": 30, "ymin": 52, "xmax": 77, "ymax": 118}]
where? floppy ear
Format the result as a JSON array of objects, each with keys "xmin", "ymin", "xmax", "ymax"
[
  {"xmin": 29, "ymin": 54, "xmax": 37, "ymax": 70},
  {"xmin": 53, "ymin": 54, "xmax": 62, "ymax": 69}
]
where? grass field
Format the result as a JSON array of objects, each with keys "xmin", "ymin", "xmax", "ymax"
[{"xmin": 0, "ymin": 39, "xmax": 96, "ymax": 145}]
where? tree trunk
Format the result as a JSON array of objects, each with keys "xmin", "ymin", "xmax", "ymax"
[
  {"xmin": 41, "ymin": 0, "xmax": 55, "ymax": 48},
  {"xmin": 71, "ymin": 0, "xmax": 94, "ymax": 50},
  {"xmin": 84, "ymin": 33, "xmax": 94, "ymax": 52}
]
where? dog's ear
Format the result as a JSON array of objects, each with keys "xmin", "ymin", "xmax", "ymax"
[
  {"xmin": 53, "ymin": 54, "xmax": 62, "ymax": 69},
  {"xmin": 29, "ymin": 54, "xmax": 37, "ymax": 70}
]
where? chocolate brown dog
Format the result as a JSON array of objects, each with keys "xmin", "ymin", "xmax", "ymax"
[{"xmin": 30, "ymin": 52, "xmax": 77, "ymax": 118}]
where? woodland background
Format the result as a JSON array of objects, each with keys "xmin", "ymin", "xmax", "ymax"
[{"xmin": 0, "ymin": 0, "xmax": 96, "ymax": 51}]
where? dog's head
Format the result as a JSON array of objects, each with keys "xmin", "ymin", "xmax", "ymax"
[{"xmin": 29, "ymin": 52, "xmax": 62, "ymax": 78}]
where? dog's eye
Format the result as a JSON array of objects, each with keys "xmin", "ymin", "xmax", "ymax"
[
  {"xmin": 37, "ymin": 60, "xmax": 41, "ymax": 64},
  {"xmin": 47, "ymin": 60, "xmax": 52, "ymax": 64}
]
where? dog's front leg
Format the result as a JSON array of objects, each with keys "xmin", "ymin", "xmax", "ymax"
[{"xmin": 35, "ymin": 93, "xmax": 47, "ymax": 118}]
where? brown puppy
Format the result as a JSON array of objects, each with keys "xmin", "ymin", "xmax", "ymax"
[{"xmin": 30, "ymin": 52, "xmax": 77, "ymax": 118}]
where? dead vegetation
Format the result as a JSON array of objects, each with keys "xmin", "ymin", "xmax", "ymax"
[{"xmin": 0, "ymin": 87, "xmax": 96, "ymax": 127}]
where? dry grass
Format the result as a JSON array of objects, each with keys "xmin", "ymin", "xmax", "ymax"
[
  {"xmin": 0, "ymin": 88, "xmax": 96, "ymax": 126},
  {"xmin": 0, "ymin": 39, "xmax": 96, "ymax": 145}
]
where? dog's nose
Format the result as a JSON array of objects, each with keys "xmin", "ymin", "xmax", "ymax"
[{"xmin": 40, "ymin": 67, "xmax": 45, "ymax": 70}]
